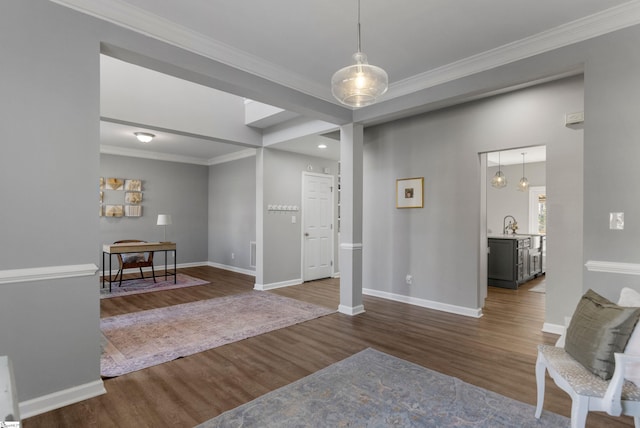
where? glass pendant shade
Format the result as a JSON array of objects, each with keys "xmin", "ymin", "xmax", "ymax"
[
  {"xmin": 331, "ymin": 52, "xmax": 388, "ymax": 108},
  {"xmin": 491, "ymin": 151, "xmax": 507, "ymax": 189},
  {"xmin": 331, "ymin": 0, "xmax": 388, "ymax": 108},
  {"xmin": 491, "ymin": 170, "xmax": 507, "ymax": 188},
  {"xmin": 517, "ymin": 152, "xmax": 529, "ymax": 192},
  {"xmin": 518, "ymin": 177, "xmax": 530, "ymax": 191}
]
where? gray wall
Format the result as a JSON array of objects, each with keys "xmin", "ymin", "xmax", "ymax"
[
  {"xmin": 363, "ymin": 76, "xmax": 583, "ymax": 313},
  {"xmin": 583, "ymin": 26, "xmax": 640, "ymax": 300},
  {"xmin": 0, "ymin": 0, "xmax": 101, "ymax": 402},
  {"xmin": 100, "ymin": 154, "xmax": 209, "ymax": 268},
  {"xmin": 487, "ymin": 161, "xmax": 546, "ymax": 235},
  {"xmin": 262, "ymin": 149, "xmax": 339, "ymax": 285},
  {"xmin": 209, "ymin": 156, "xmax": 257, "ymax": 271}
]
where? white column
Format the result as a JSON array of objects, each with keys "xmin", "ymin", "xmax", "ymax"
[
  {"xmin": 254, "ymin": 148, "xmax": 265, "ymax": 290},
  {"xmin": 338, "ymin": 123, "xmax": 365, "ymax": 315}
]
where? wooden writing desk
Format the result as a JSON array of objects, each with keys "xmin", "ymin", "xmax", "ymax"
[{"xmin": 102, "ymin": 242, "xmax": 177, "ymax": 291}]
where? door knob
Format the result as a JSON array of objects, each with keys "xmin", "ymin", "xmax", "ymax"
[{"xmin": 304, "ymin": 232, "xmax": 309, "ymax": 237}]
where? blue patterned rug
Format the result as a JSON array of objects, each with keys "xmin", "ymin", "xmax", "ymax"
[{"xmin": 198, "ymin": 348, "xmax": 569, "ymax": 427}]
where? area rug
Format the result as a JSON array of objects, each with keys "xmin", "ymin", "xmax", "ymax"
[
  {"xmin": 100, "ymin": 273, "xmax": 209, "ymax": 299},
  {"xmin": 529, "ymin": 283, "xmax": 546, "ymax": 293},
  {"xmin": 100, "ymin": 292, "xmax": 334, "ymax": 377},
  {"xmin": 198, "ymin": 348, "xmax": 569, "ymax": 427}
]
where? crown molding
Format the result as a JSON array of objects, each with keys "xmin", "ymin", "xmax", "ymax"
[
  {"xmin": 100, "ymin": 144, "xmax": 256, "ymax": 166},
  {"xmin": 207, "ymin": 148, "xmax": 256, "ymax": 166},
  {"xmin": 100, "ymin": 144, "xmax": 209, "ymax": 165},
  {"xmin": 51, "ymin": 0, "xmax": 640, "ymax": 104},
  {"xmin": 49, "ymin": 0, "xmax": 328, "ymax": 100},
  {"xmin": 389, "ymin": 1, "xmax": 640, "ymax": 99}
]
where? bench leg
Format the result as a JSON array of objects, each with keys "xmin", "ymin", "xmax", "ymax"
[
  {"xmin": 535, "ymin": 351, "xmax": 546, "ymax": 419},
  {"xmin": 571, "ymin": 395, "xmax": 589, "ymax": 428}
]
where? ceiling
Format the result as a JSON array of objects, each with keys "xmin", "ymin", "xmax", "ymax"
[{"xmin": 54, "ymin": 0, "xmax": 640, "ymax": 163}]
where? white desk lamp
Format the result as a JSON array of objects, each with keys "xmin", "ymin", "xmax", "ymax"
[{"xmin": 157, "ymin": 214, "xmax": 172, "ymax": 242}]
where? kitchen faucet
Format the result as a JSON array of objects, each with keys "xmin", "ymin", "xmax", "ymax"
[{"xmin": 503, "ymin": 215, "xmax": 518, "ymax": 234}]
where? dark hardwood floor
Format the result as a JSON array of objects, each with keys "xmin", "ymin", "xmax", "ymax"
[{"xmin": 23, "ymin": 267, "xmax": 633, "ymax": 427}]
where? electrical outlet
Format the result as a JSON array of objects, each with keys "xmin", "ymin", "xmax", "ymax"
[
  {"xmin": 231, "ymin": 252, "xmax": 235, "ymax": 259},
  {"xmin": 405, "ymin": 274, "xmax": 413, "ymax": 285}
]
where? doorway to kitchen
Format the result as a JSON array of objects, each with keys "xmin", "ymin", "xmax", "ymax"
[{"xmin": 484, "ymin": 146, "xmax": 547, "ymax": 297}]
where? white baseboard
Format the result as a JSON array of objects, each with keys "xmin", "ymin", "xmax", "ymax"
[
  {"xmin": 207, "ymin": 262, "xmax": 256, "ymax": 277},
  {"xmin": 338, "ymin": 304, "xmax": 365, "ymax": 316},
  {"xmin": 363, "ymin": 288, "xmax": 483, "ymax": 318},
  {"xmin": 254, "ymin": 278, "xmax": 302, "ymax": 291},
  {"xmin": 332, "ymin": 271, "xmax": 340, "ymax": 278},
  {"xmin": 20, "ymin": 379, "xmax": 105, "ymax": 419},
  {"xmin": 542, "ymin": 322, "xmax": 564, "ymax": 335}
]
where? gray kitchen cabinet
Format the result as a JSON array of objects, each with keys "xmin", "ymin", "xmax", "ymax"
[{"xmin": 488, "ymin": 235, "xmax": 544, "ymax": 289}]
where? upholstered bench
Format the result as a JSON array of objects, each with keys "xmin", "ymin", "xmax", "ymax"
[
  {"xmin": 536, "ymin": 344, "xmax": 640, "ymax": 427},
  {"xmin": 535, "ymin": 288, "xmax": 640, "ymax": 427}
]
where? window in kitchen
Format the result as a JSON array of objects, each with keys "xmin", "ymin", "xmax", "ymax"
[{"xmin": 528, "ymin": 186, "xmax": 546, "ymax": 234}]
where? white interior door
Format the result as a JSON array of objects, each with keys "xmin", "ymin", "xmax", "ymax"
[{"xmin": 302, "ymin": 172, "xmax": 334, "ymax": 281}]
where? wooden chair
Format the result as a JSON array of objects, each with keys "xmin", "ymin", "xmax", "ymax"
[
  {"xmin": 535, "ymin": 344, "xmax": 640, "ymax": 427},
  {"xmin": 113, "ymin": 239, "xmax": 156, "ymax": 286}
]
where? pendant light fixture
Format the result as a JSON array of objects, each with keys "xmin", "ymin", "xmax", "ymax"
[
  {"xmin": 331, "ymin": 0, "xmax": 388, "ymax": 108},
  {"xmin": 517, "ymin": 152, "xmax": 530, "ymax": 192},
  {"xmin": 491, "ymin": 151, "xmax": 507, "ymax": 189}
]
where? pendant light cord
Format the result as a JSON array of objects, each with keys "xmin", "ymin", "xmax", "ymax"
[{"xmin": 357, "ymin": 0, "xmax": 362, "ymax": 53}]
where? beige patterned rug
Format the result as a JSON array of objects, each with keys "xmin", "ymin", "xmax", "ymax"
[
  {"xmin": 100, "ymin": 292, "xmax": 335, "ymax": 377},
  {"xmin": 100, "ymin": 273, "xmax": 209, "ymax": 299}
]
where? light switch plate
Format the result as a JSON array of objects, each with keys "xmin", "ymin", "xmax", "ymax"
[{"xmin": 610, "ymin": 212, "xmax": 624, "ymax": 230}]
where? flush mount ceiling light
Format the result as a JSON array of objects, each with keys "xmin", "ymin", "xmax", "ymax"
[
  {"xmin": 517, "ymin": 152, "xmax": 530, "ymax": 192},
  {"xmin": 331, "ymin": 0, "xmax": 388, "ymax": 108},
  {"xmin": 134, "ymin": 132, "xmax": 155, "ymax": 143},
  {"xmin": 491, "ymin": 151, "xmax": 507, "ymax": 189},
  {"xmin": 318, "ymin": 144, "xmax": 328, "ymax": 149}
]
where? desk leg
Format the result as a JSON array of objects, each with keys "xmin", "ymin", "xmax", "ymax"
[
  {"xmin": 109, "ymin": 253, "xmax": 112, "ymax": 293},
  {"xmin": 164, "ymin": 250, "xmax": 168, "ymax": 281},
  {"xmin": 102, "ymin": 252, "xmax": 105, "ymax": 289}
]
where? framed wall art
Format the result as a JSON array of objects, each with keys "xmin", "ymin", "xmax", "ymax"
[
  {"xmin": 105, "ymin": 205, "xmax": 124, "ymax": 217},
  {"xmin": 125, "ymin": 191, "xmax": 142, "ymax": 204},
  {"xmin": 396, "ymin": 177, "xmax": 424, "ymax": 209}
]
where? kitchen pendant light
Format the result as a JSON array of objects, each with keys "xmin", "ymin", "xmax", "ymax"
[
  {"xmin": 331, "ymin": 0, "xmax": 388, "ymax": 108},
  {"xmin": 491, "ymin": 151, "xmax": 507, "ymax": 189},
  {"xmin": 517, "ymin": 152, "xmax": 529, "ymax": 192}
]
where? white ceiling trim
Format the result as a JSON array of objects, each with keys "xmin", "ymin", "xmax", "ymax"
[
  {"xmin": 100, "ymin": 144, "xmax": 256, "ymax": 166},
  {"xmin": 49, "ymin": 0, "xmax": 329, "ymax": 100},
  {"xmin": 51, "ymin": 0, "xmax": 640, "ymax": 105},
  {"xmin": 100, "ymin": 144, "xmax": 210, "ymax": 165},
  {"xmin": 207, "ymin": 148, "xmax": 257, "ymax": 166},
  {"xmin": 390, "ymin": 0, "xmax": 640, "ymax": 99}
]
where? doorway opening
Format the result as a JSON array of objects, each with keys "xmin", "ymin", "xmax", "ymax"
[{"xmin": 483, "ymin": 145, "xmax": 547, "ymax": 300}]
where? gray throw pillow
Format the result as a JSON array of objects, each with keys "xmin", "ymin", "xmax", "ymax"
[{"xmin": 565, "ymin": 289, "xmax": 640, "ymax": 380}]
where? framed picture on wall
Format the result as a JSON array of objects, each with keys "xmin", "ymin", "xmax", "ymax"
[
  {"xmin": 105, "ymin": 205, "xmax": 124, "ymax": 217},
  {"xmin": 125, "ymin": 205, "xmax": 142, "ymax": 217},
  {"xmin": 396, "ymin": 177, "xmax": 424, "ymax": 208},
  {"xmin": 106, "ymin": 178, "xmax": 124, "ymax": 190},
  {"xmin": 125, "ymin": 191, "xmax": 142, "ymax": 204},
  {"xmin": 125, "ymin": 179, "xmax": 142, "ymax": 191}
]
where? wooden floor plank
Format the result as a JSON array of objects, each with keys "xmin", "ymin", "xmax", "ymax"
[{"xmin": 23, "ymin": 267, "xmax": 633, "ymax": 427}]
